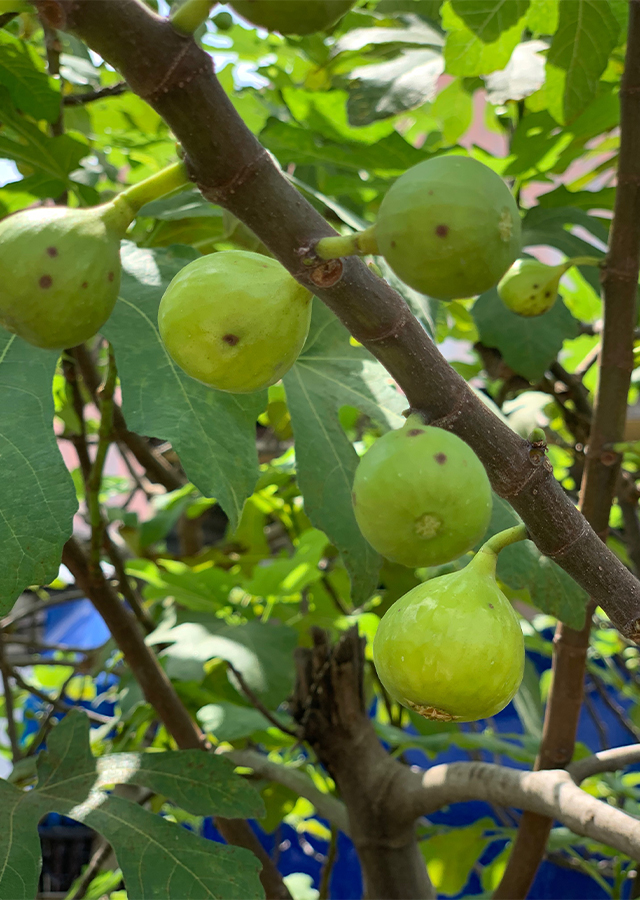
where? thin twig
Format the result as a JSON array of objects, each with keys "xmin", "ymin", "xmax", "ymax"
[
  {"xmin": 0, "ymin": 640, "xmax": 21, "ymax": 761},
  {"xmin": 589, "ymin": 669, "xmax": 640, "ymax": 743},
  {"xmin": 318, "ymin": 827, "xmax": 338, "ymax": 900},
  {"xmin": 64, "ymin": 82, "xmax": 128, "ymax": 105},
  {"xmin": 226, "ymin": 661, "xmax": 301, "ymax": 738}
]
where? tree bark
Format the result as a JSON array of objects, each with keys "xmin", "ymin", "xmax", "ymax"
[{"xmin": 290, "ymin": 628, "xmax": 435, "ymax": 900}]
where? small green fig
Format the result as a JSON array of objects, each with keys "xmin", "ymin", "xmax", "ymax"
[
  {"xmin": 230, "ymin": 0, "xmax": 353, "ymax": 34},
  {"xmin": 0, "ymin": 204, "xmax": 128, "ymax": 350},
  {"xmin": 498, "ymin": 258, "xmax": 566, "ymax": 317},
  {"xmin": 373, "ymin": 532, "xmax": 525, "ymax": 722},
  {"xmin": 375, "ymin": 156, "xmax": 521, "ymax": 300},
  {"xmin": 158, "ymin": 250, "xmax": 312, "ymax": 393},
  {"xmin": 212, "ymin": 10, "xmax": 234, "ymax": 29},
  {"xmin": 352, "ymin": 415, "xmax": 492, "ymax": 568}
]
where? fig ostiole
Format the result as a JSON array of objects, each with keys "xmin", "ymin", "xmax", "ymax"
[
  {"xmin": 498, "ymin": 255, "xmax": 602, "ymax": 317},
  {"xmin": 0, "ymin": 161, "xmax": 190, "ymax": 351},
  {"xmin": 230, "ymin": 0, "xmax": 353, "ymax": 34},
  {"xmin": 316, "ymin": 155, "xmax": 522, "ymax": 301},
  {"xmin": 351, "ymin": 414, "xmax": 492, "ymax": 568},
  {"xmin": 373, "ymin": 524, "xmax": 527, "ymax": 723},
  {"xmin": 157, "ymin": 249, "xmax": 312, "ymax": 393}
]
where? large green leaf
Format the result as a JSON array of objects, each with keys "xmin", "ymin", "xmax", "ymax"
[
  {"xmin": 0, "ymin": 332, "xmax": 77, "ymax": 611},
  {"xmin": 283, "ymin": 301, "xmax": 406, "ymax": 604},
  {"xmin": 450, "ymin": 1, "xmax": 530, "ymax": 43},
  {"xmin": 260, "ymin": 118, "xmax": 427, "ymax": 176},
  {"xmin": 0, "ymin": 87, "xmax": 87, "ymax": 198},
  {"xmin": 0, "ymin": 32, "xmax": 61, "ymax": 122},
  {"xmin": 442, "ymin": 0, "xmax": 528, "ymax": 76},
  {"xmin": 546, "ymin": 0, "xmax": 620, "ymax": 122},
  {"xmin": 157, "ymin": 618, "xmax": 298, "ymax": 709},
  {"xmin": 0, "ymin": 712, "xmax": 264, "ymax": 900},
  {"xmin": 472, "ymin": 287, "xmax": 580, "ymax": 382},
  {"xmin": 96, "ymin": 749, "xmax": 264, "ymax": 818},
  {"xmin": 102, "ymin": 243, "xmax": 264, "ymax": 530}
]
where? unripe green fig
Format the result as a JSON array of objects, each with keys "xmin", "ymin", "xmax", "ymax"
[
  {"xmin": 212, "ymin": 10, "xmax": 233, "ymax": 29},
  {"xmin": 230, "ymin": 0, "xmax": 353, "ymax": 34},
  {"xmin": 0, "ymin": 205, "xmax": 127, "ymax": 350},
  {"xmin": 158, "ymin": 250, "xmax": 312, "ymax": 393},
  {"xmin": 373, "ymin": 533, "xmax": 525, "ymax": 722},
  {"xmin": 351, "ymin": 415, "xmax": 492, "ymax": 567},
  {"xmin": 498, "ymin": 258, "xmax": 566, "ymax": 317},
  {"xmin": 375, "ymin": 156, "xmax": 521, "ymax": 300}
]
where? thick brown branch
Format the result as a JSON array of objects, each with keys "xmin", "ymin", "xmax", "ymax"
[{"xmin": 53, "ymin": 0, "xmax": 640, "ymax": 638}]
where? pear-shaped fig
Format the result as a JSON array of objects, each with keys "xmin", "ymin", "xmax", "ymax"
[
  {"xmin": 498, "ymin": 258, "xmax": 566, "ymax": 317},
  {"xmin": 158, "ymin": 250, "xmax": 312, "ymax": 393},
  {"xmin": 373, "ymin": 536, "xmax": 525, "ymax": 722},
  {"xmin": 0, "ymin": 205, "xmax": 125, "ymax": 350},
  {"xmin": 230, "ymin": 0, "xmax": 353, "ymax": 34},
  {"xmin": 352, "ymin": 415, "xmax": 492, "ymax": 567},
  {"xmin": 371, "ymin": 156, "xmax": 522, "ymax": 300}
]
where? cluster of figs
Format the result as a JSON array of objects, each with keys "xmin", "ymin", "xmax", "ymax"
[{"xmin": 0, "ymin": 149, "xmax": 535, "ymax": 721}]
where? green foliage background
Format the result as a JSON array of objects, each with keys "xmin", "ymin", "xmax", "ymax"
[{"xmin": 0, "ymin": 1, "xmax": 638, "ymax": 897}]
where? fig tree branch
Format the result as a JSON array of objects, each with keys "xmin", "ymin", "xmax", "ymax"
[
  {"xmin": 227, "ymin": 748, "xmax": 350, "ymax": 835},
  {"xmin": 228, "ymin": 742, "xmax": 640, "ymax": 862},
  {"xmin": 495, "ymin": 2, "xmax": 640, "ymax": 894},
  {"xmin": 51, "ymin": 0, "xmax": 640, "ymax": 640}
]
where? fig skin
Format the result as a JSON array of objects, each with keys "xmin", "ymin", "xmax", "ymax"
[
  {"xmin": 375, "ymin": 156, "xmax": 521, "ymax": 300},
  {"xmin": 158, "ymin": 250, "xmax": 312, "ymax": 393},
  {"xmin": 498, "ymin": 258, "xmax": 565, "ymax": 317},
  {"xmin": 230, "ymin": 0, "xmax": 353, "ymax": 34},
  {"xmin": 352, "ymin": 415, "xmax": 492, "ymax": 567},
  {"xmin": 373, "ymin": 548, "xmax": 524, "ymax": 722},
  {"xmin": 0, "ymin": 206, "xmax": 123, "ymax": 350}
]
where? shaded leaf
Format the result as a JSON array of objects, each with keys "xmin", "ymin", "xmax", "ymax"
[
  {"xmin": 0, "ymin": 31, "xmax": 61, "ymax": 122},
  {"xmin": 0, "ymin": 87, "xmax": 87, "ymax": 196},
  {"xmin": 0, "ymin": 712, "xmax": 264, "ymax": 900},
  {"xmin": 198, "ymin": 702, "xmax": 274, "ymax": 742},
  {"xmin": 484, "ymin": 496, "xmax": 587, "ymax": 629},
  {"xmin": 0, "ymin": 332, "xmax": 77, "ymax": 611},
  {"xmin": 472, "ymin": 287, "xmax": 580, "ymax": 382},
  {"xmin": 451, "ymin": 1, "xmax": 530, "ymax": 43},
  {"xmin": 96, "ymin": 749, "xmax": 264, "ymax": 818},
  {"xmin": 442, "ymin": 0, "xmax": 528, "ymax": 76},
  {"xmin": 157, "ymin": 618, "xmax": 298, "ymax": 708},
  {"xmin": 79, "ymin": 796, "xmax": 262, "ymax": 900},
  {"xmin": 102, "ymin": 243, "xmax": 264, "ymax": 530},
  {"xmin": 284, "ymin": 302, "xmax": 406, "ymax": 603},
  {"xmin": 260, "ymin": 118, "xmax": 427, "ymax": 176}
]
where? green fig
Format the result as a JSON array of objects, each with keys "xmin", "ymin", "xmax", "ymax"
[
  {"xmin": 373, "ymin": 530, "xmax": 525, "ymax": 722},
  {"xmin": 0, "ymin": 204, "xmax": 128, "ymax": 350},
  {"xmin": 230, "ymin": 0, "xmax": 353, "ymax": 34},
  {"xmin": 376, "ymin": 156, "xmax": 521, "ymax": 300},
  {"xmin": 158, "ymin": 250, "xmax": 312, "ymax": 393},
  {"xmin": 212, "ymin": 10, "xmax": 234, "ymax": 29},
  {"xmin": 497, "ymin": 258, "xmax": 566, "ymax": 317},
  {"xmin": 351, "ymin": 415, "xmax": 492, "ymax": 568}
]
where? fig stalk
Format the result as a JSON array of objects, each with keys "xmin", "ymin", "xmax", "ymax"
[
  {"xmin": 169, "ymin": 0, "xmax": 215, "ymax": 35},
  {"xmin": 316, "ymin": 226, "xmax": 378, "ymax": 260},
  {"xmin": 108, "ymin": 160, "xmax": 191, "ymax": 222}
]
